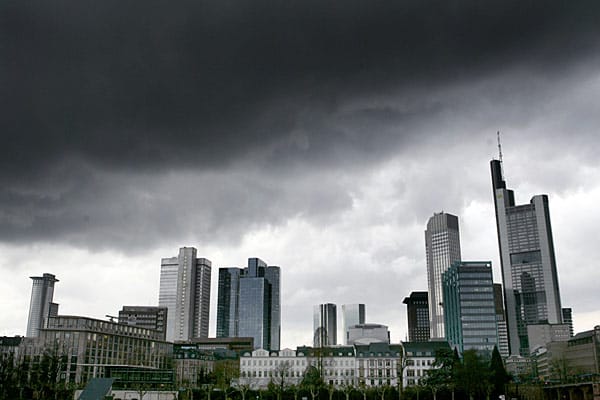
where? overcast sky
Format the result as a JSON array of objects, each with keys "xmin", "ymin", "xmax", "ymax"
[{"xmin": 2, "ymin": 1, "xmax": 600, "ymax": 348}]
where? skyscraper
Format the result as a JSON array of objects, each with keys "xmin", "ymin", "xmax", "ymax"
[
  {"xmin": 425, "ymin": 212, "xmax": 462, "ymax": 339},
  {"xmin": 562, "ymin": 308, "xmax": 574, "ymax": 337},
  {"xmin": 314, "ymin": 303, "xmax": 337, "ymax": 347},
  {"xmin": 26, "ymin": 273, "xmax": 59, "ymax": 337},
  {"xmin": 341, "ymin": 304, "xmax": 366, "ymax": 345},
  {"xmin": 442, "ymin": 261, "xmax": 498, "ymax": 354},
  {"xmin": 403, "ymin": 292, "xmax": 430, "ymax": 342},
  {"xmin": 216, "ymin": 258, "xmax": 280, "ymax": 350},
  {"xmin": 491, "ymin": 159, "xmax": 563, "ymax": 356},
  {"xmin": 158, "ymin": 247, "xmax": 211, "ymax": 342},
  {"xmin": 493, "ymin": 284, "xmax": 510, "ymax": 357}
]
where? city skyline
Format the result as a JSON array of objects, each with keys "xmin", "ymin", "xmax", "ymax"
[{"xmin": 2, "ymin": 1, "xmax": 600, "ymax": 350}]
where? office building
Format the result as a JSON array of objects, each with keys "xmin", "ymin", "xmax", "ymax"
[
  {"xmin": 491, "ymin": 159, "xmax": 564, "ymax": 355},
  {"xmin": 425, "ymin": 212, "xmax": 462, "ymax": 339},
  {"xmin": 493, "ymin": 284, "xmax": 510, "ymax": 357},
  {"xmin": 158, "ymin": 247, "xmax": 211, "ymax": 342},
  {"xmin": 118, "ymin": 306, "xmax": 168, "ymax": 340},
  {"xmin": 314, "ymin": 303, "xmax": 337, "ymax": 347},
  {"xmin": 443, "ymin": 261, "xmax": 498, "ymax": 354},
  {"xmin": 31, "ymin": 315, "xmax": 172, "ymax": 384},
  {"xmin": 26, "ymin": 273, "xmax": 59, "ymax": 338},
  {"xmin": 346, "ymin": 323, "xmax": 390, "ymax": 345},
  {"xmin": 527, "ymin": 323, "xmax": 570, "ymax": 352},
  {"xmin": 562, "ymin": 308, "xmax": 574, "ymax": 337},
  {"xmin": 216, "ymin": 268, "xmax": 241, "ymax": 338},
  {"xmin": 216, "ymin": 258, "xmax": 281, "ymax": 350},
  {"xmin": 403, "ymin": 292, "xmax": 430, "ymax": 342},
  {"xmin": 342, "ymin": 304, "xmax": 366, "ymax": 345}
]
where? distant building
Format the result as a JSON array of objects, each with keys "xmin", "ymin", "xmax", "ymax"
[
  {"xmin": 425, "ymin": 212, "xmax": 462, "ymax": 339},
  {"xmin": 29, "ymin": 315, "xmax": 172, "ymax": 385},
  {"xmin": 561, "ymin": 308, "xmax": 574, "ymax": 337},
  {"xmin": 403, "ymin": 292, "xmax": 430, "ymax": 342},
  {"xmin": 491, "ymin": 159, "xmax": 564, "ymax": 356},
  {"xmin": 347, "ymin": 324, "xmax": 390, "ymax": 345},
  {"xmin": 355, "ymin": 342, "xmax": 403, "ymax": 387},
  {"xmin": 118, "ymin": 306, "xmax": 167, "ymax": 340},
  {"xmin": 314, "ymin": 303, "xmax": 337, "ymax": 347},
  {"xmin": 443, "ymin": 261, "xmax": 498, "ymax": 354},
  {"xmin": 217, "ymin": 258, "xmax": 281, "ymax": 350},
  {"xmin": 564, "ymin": 326, "xmax": 600, "ymax": 376},
  {"xmin": 26, "ymin": 273, "xmax": 59, "ymax": 337},
  {"xmin": 493, "ymin": 284, "xmax": 509, "ymax": 357},
  {"xmin": 240, "ymin": 348, "xmax": 310, "ymax": 389},
  {"xmin": 174, "ymin": 343, "xmax": 239, "ymax": 387},
  {"xmin": 342, "ymin": 304, "xmax": 366, "ymax": 345},
  {"xmin": 159, "ymin": 247, "xmax": 212, "ymax": 342},
  {"xmin": 527, "ymin": 323, "xmax": 570, "ymax": 353}
]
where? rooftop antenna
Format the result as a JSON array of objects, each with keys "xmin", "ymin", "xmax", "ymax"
[{"xmin": 497, "ymin": 130, "xmax": 505, "ymax": 179}]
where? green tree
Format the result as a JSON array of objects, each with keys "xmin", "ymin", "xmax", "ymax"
[
  {"xmin": 301, "ymin": 365, "xmax": 324, "ymax": 400},
  {"xmin": 489, "ymin": 346, "xmax": 509, "ymax": 399},
  {"xmin": 453, "ymin": 350, "xmax": 490, "ymax": 400},
  {"xmin": 271, "ymin": 361, "xmax": 293, "ymax": 400}
]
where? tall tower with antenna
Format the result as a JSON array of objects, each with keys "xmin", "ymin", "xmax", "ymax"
[{"xmin": 490, "ymin": 137, "xmax": 563, "ymax": 356}]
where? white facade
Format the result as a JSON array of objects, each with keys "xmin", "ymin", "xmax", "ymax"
[
  {"xmin": 159, "ymin": 247, "xmax": 211, "ymax": 342},
  {"xmin": 425, "ymin": 213, "xmax": 461, "ymax": 339},
  {"xmin": 239, "ymin": 348, "xmax": 308, "ymax": 388}
]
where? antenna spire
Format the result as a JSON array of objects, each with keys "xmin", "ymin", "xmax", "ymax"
[{"xmin": 497, "ymin": 131, "xmax": 505, "ymax": 179}]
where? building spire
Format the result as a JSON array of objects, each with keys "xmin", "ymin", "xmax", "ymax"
[{"xmin": 497, "ymin": 131, "xmax": 505, "ymax": 179}]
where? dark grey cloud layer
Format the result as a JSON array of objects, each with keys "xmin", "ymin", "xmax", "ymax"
[
  {"xmin": 3, "ymin": 0, "xmax": 600, "ymax": 174},
  {"xmin": 2, "ymin": 0, "xmax": 600, "ymax": 251}
]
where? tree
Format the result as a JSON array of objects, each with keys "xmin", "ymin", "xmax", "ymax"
[
  {"xmin": 489, "ymin": 346, "xmax": 509, "ymax": 400},
  {"xmin": 422, "ymin": 347, "xmax": 456, "ymax": 400},
  {"xmin": 340, "ymin": 382, "xmax": 355, "ymax": 400},
  {"xmin": 326, "ymin": 383, "xmax": 337, "ymax": 400},
  {"xmin": 302, "ymin": 365, "xmax": 324, "ymax": 400},
  {"xmin": 453, "ymin": 350, "xmax": 490, "ymax": 400},
  {"xmin": 271, "ymin": 361, "xmax": 293, "ymax": 400},
  {"xmin": 396, "ymin": 349, "xmax": 407, "ymax": 400}
]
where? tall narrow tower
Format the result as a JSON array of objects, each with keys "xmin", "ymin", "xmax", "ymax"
[
  {"xmin": 159, "ymin": 247, "xmax": 211, "ymax": 342},
  {"xmin": 314, "ymin": 303, "xmax": 337, "ymax": 347},
  {"xmin": 341, "ymin": 304, "xmax": 366, "ymax": 345},
  {"xmin": 491, "ymin": 159, "xmax": 563, "ymax": 355},
  {"xmin": 26, "ymin": 273, "xmax": 59, "ymax": 337},
  {"xmin": 425, "ymin": 212, "xmax": 462, "ymax": 339}
]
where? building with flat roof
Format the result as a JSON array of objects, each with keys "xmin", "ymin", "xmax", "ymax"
[
  {"xmin": 26, "ymin": 273, "xmax": 59, "ymax": 337},
  {"xmin": 314, "ymin": 303, "xmax": 337, "ymax": 347},
  {"xmin": 159, "ymin": 247, "xmax": 211, "ymax": 342},
  {"xmin": 347, "ymin": 324, "xmax": 390, "ymax": 345},
  {"xmin": 425, "ymin": 212, "xmax": 462, "ymax": 339},
  {"xmin": 217, "ymin": 258, "xmax": 281, "ymax": 350},
  {"xmin": 443, "ymin": 261, "xmax": 498, "ymax": 354},
  {"xmin": 403, "ymin": 292, "xmax": 430, "ymax": 342},
  {"xmin": 342, "ymin": 304, "xmax": 366, "ymax": 345},
  {"xmin": 118, "ymin": 306, "xmax": 167, "ymax": 340}
]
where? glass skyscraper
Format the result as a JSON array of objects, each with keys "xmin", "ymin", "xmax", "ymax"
[
  {"xmin": 491, "ymin": 159, "xmax": 563, "ymax": 355},
  {"xmin": 425, "ymin": 212, "xmax": 462, "ymax": 339},
  {"xmin": 341, "ymin": 304, "xmax": 366, "ymax": 345},
  {"xmin": 216, "ymin": 258, "xmax": 280, "ymax": 350},
  {"xmin": 443, "ymin": 261, "xmax": 498, "ymax": 354},
  {"xmin": 26, "ymin": 273, "xmax": 59, "ymax": 337},
  {"xmin": 314, "ymin": 303, "xmax": 337, "ymax": 347},
  {"xmin": 158, "ymin": 247, "xmax": 211, "ymax": 342}
]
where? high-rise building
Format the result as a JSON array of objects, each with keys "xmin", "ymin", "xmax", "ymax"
[
  {"xmin": 314, "ymin": 303, "xmax": 337, "ymax": 347},
  {"xmin": 26, "ymin": 273, "xmax": 59, "ymax": 337},
  {"xmin": 443, "ymin": 261, "xmax": 498, "ymax": 354},
  {"xmin": 403, "ymin": 292, "xmax": 430, "ymax": 342},
  {"xmin": 216, "ymin": 258, "xmax": 280, "ymax": 350},
  {"xmin": 346, "ymin": 323, "xmax": 390, "ymax": 345},
  {"xmin": 216, "ymin": 268, "xmax": 241, "ymax": 338},
  {"xmin": 158, "ymin": 247, "xmax": 211, "ymax": 342},
  {"xmin": 342, "ymin": 304, "xmax": 366, "ymax": 345},
  {"xmin": 425, "ymin": 212, "xmax": 462, "ymax": 339},
  {"xmin": 493, "ymin": 284, "xmax": 510, "ymax": 358},
  {"xmin": 491, "ymin": 159, "xmax": 563, "ymax": 356},
  {"xmin": 561, "ymin": 308, "xmax": 574, "ymax": 337},
  {"xmin": 118, "ymin": 306, "xmax": 168, "ymax": 340}
]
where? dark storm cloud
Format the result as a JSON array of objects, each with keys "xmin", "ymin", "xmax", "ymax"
[{"xmin": 2, "ymin": 0, "xmax": 600, "ymax": 177}]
